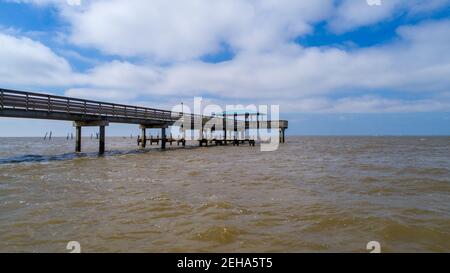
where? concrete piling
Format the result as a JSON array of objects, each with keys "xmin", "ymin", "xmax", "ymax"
[
  {"xmin": 141, "ymin": 128, "xmax": 146, "ymax": 148},
  {"xmin": 99, "ymin": 125, "xmax": 105, "ymax": 155},
  {"xmin": 161, "ymin": 127, "xmax": 166, "ymax": 150},
  {"xmin": 75, "ymin": 126, "xmax": 81, "ymax": 153},
  {"xmin": 73, "ymin": 121, "xmax": 109, "ymax": 154}
]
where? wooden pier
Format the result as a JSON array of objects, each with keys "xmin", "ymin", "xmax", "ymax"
[{"xmin": 0, "ymin": 88, "xmax": 288, "ymax": 154}]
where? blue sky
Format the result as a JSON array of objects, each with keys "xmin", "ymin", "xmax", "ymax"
[{"xmin": 0, "ymin": 0, "xmax": 450, "ymax": 136}]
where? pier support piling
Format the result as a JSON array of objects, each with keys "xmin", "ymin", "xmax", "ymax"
[
  {"xmin": 234, "ymin": 113, "xmax": 238, "ymax": 142},
  {"xmin": 223, "ymin": 113, "xmax": 227, "ymax": 145},
  {"xmin": 73, "ymin": 120, "xmax": 109, "ymax": 154},
  {"xmin": 257, "ymin": 113, "xmax": 260, "ymax": 141},
  {"xmin": 245, "ymin": 113, "xmax": 250, "ymax": 140},
  {"xmin": 75, "ymin": 126, "xmax": 81, "ymax": 153},
  {"xmin": 161, "ymin": 127, "xmax": 166, "ymax": 150},
  {"xmin": 191, "ymin": 115, "xmax": 195, "ymax": 140},
  {"xmin": 141, "ymin": 128, "xmax": 146, "ymax": 148},
  {"xmin": 99, "ymin": 125, "xmax": 105, "ymax": 155}
]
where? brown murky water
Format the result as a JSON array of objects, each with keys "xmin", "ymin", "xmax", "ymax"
[{"xmin": 0, "ymin": 136, "xmax": 449, "ymax": 252}]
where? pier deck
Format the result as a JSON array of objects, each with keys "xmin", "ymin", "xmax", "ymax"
[{"xmin": 0, "ymin": 88, "xmax": 288, "ymax": 154}]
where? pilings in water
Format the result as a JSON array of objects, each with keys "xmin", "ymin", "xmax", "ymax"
[
  {"xmin": 140, "ymin": 127, "xmax": 146, "ymax": 148},
  {"xmin": 162, "ymin": 128, "xmax": 168, "ymax": 149},
  {"xmin": 280, "ymin": 128, "xmax": 286, "ymax": 144},
  {"xmin": 135, "ymin": 114, "xmax": 286, "ymax": 151},
  {"xmin": 233, "ymin": 113, "xmax": 239, "ymax": 146},
  {"xmin": 73, "ymin": 120, "xmax": 109, "ymax": 154},
  {"xmin": 138, "ymin": 125, "xmax": 173, "ymax": 150},
  {"xmin": 245, "ymin": 113, "xmax": 250, "ymax": 140},
  {"xmin": 43, "ymin": 131, "xmax": 52, "ymax": 140},
  {"xmin": 223, "ymin": 113, "xmax": 227, "ymax": 145},
  {"xmin": 257, "ymin": 113, "xmax": 260, "ymax": 140},
  {"xmin": 99, "ymin": 125, "xmax": 106, "ymax": 154},
  {"xmin": 75, "ymin": 126, "xmax": 81, "ymax": 153}
]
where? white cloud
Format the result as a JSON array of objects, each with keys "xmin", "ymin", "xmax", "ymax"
[
  {"xmin": 65, "ymin": 20, "xmax": 450, "ymax": 113},
  {"xmin": 65, "ymin": 87, "xmax": 137, "ymax": 101},
  {"xmin": 6, "ymin": 0, "xmax": 80, "ymax": 5},
  {"xmin": 17, "ymin": 0, "xmax": 450, "ymax": 57},
  {"xmin": 79, "ymin": 61, "xmax": 164, "ymax": 92},
  {"xmin": 328, "ymin": 0, "xmax": 450, "ymax": 33},
  {"xmin": 1, "ymin": 1, "xmax": 450, "ymax": 114},
  {"xmin": 62, "ymin": 0, "xmax": 333, "ymax": 61},
  {"xmin": 280, "ymin": 96, "xmax": 450, "ymax": 113},
  {"xmin": 0, "ymin": 32, "xmax": 74, "ymax": 86}
]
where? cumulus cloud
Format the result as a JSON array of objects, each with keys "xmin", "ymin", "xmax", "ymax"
[
  {"xmin": 79, "ymin": 61, "xmax": 164, "ymax": 92},
  {"xmin": 328, "ymin": 0, "xmax": 450, "ymax": 33},
  {"xmin": 61, "ymin": 0, "xmax": 333, "ymax": 61},
  {"xmin": 65, "ymin": 87, "xmax": 137, "ymax": 101},
  {"xmin": 65, "ymin": 19, "xmax": 450, "ymax": 113},
  {"xmin": 279, "ymin": 96, "xmax": 450, "ymax": 113},
  {"xmin": 0, "ymin": 32, "xmax": 74, "ymax": 86},
  {"xmin": 1, "ymin": 0, "xmax": 450, "ymax": 114}
]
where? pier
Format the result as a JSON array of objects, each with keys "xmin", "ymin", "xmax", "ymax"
[{"xmin": 0, "ymin": 88, "xmax": 288, "ymax": 154}]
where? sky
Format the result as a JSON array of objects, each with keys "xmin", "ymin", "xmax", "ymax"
[{"xmin": 0, "ymin": 0, "xmax": 450, "ymax": 136}]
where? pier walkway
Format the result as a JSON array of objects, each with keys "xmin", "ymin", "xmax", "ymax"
[{"xmin": 0, "ymin": 88, "xmax": 288, "ymax": 154}]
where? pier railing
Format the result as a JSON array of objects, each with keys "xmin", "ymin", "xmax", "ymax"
[
  {"xmin": 0, "ymin": 88, "xmax": 181, "ymax": 122},
  {"xmin": 0, "ymin": 88, "xmax": 288, "ymax": 129}
]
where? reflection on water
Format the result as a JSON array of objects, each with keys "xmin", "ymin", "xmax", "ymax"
[{"xmin": 0, "ymin": 137, "xmax": 449, "ymax": 252}]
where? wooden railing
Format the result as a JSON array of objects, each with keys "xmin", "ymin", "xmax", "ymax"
[
  {"xmin": 0, "ymin": 88, "xmax": 182, "ymax": 122},
  {"xmin": 0, "ymin": 88, "xmax": 288, "ymax": 128}
]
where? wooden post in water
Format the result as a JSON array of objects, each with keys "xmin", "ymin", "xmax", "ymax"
[
  {"xmin": 223, "ymin": 113, "xmax": 227, "ymax": 145},
  {"xmin": 191, "ymin": 115, "xmax": 195, "ymax": 140},
  {"xmin": 257, "ymin": 113, "xmax": 260, "ymax": 141},
  {"xmin": 245, "ymin": 113, "xmax": 250, "ymax": 140},
  {"xmin": 183, "ymin": 124, "xmax": 186, "ymax": 147},
  {"xmin": 233, "ymin": 113, "xmax": 239, "ymax": 146},
  {"xmin": 141, "ymin": 127, "xmax": 146, "ymax": 148},
  {"xmin": 198, "ymin": 116, "xmax": 201, "ymax": 141},
  {"xmin": 75, "ymin": 126, "xmax": 81, "ymax": 152},
  {"xmin": 161, "ymin": 127, "xmax": 166, "ymax": 150},
  {"xmin": 99, "ymin": 125, "xmax": 105, "ymax": 155},
  {"xmin": 74, "ymin": 121, "xmax": 109, "ymax": 154}
]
